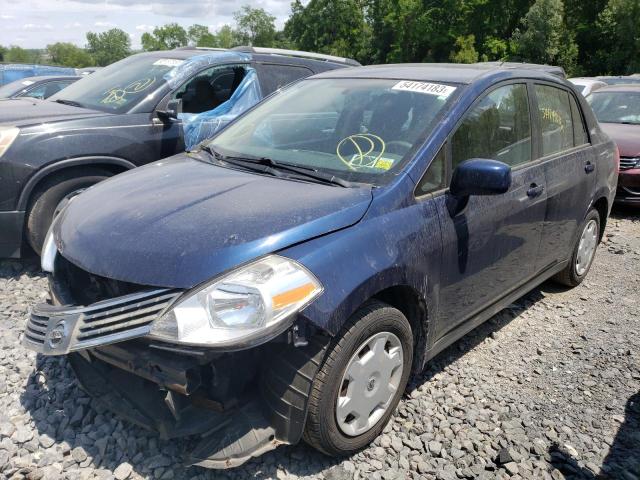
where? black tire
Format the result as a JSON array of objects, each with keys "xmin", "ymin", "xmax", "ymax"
[
  {"xmin": 303, "ymin": 300, "xmax": 413, "ymax": 457},
  {"xmin": 25, "ymin": 169, "xmax": 111, "ymax": 254},
  {"xmin": 552, "ymin": 208, "xmax": 601, "ymax": 287}
]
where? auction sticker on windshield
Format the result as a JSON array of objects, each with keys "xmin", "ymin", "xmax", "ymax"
[
  {"xmin": 153, "ymin": 59, "xmax": 184, "ymax": 67},
  {"xmin": 392, "ymin": 81, "xmax": 456, "ymax": 98}
]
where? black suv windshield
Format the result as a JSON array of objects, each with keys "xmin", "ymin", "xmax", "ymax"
[
  {"xmin": 588, "ymin": 91, "xmax": 640, "ymax": 125},
  {"xmin": 49, "ymin": 54, "xmax": 184, "ymax": 113},
  {"xmin": 208, "ymin": 78, "xmax": 460, "ymax": 185}
]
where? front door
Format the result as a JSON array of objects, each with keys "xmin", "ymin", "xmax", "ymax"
[{"xmin": 433, "ymin": 82, "xmax": 547, "ymax": 339}]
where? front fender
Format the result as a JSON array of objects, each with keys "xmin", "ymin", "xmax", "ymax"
[{"xmin": 283, "ymin": 193, "xmax": 443, "ymax": 340}]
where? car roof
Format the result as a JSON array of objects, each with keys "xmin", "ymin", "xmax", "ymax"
[
  {"xmin": 17, "ymin": 75, "xmax": 81, "ymax": 82},
  {"xmin": 311, "ymin": 63, "xmax": 566, "ymax": 84},
  {"xmin": 164, "ymin": 46, "xmax": 357, "ymax": 68},
  {"xmin": 569, "ymin": 78, "xmax": 606, "ymax": 85},
  {"xmin": 593, "ymin": 84, "xmax": 640, "ymax": 93}
]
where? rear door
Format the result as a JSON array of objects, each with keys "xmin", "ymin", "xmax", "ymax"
[
  {"xmin": 432, "ymin": 82, "xmax": 548, "ymax": 338},
  {"xmin": 533, "ymin": 83, "xmax": 595, "ymax": 270}
]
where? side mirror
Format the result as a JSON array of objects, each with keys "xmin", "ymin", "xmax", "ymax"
[
  {"xmin": 447, "ymin": 158, "xmax": 512, "ymax": 216},
  {"xmin": 157, "ymin": 98, "xmax": 181, "ymax": 123}
]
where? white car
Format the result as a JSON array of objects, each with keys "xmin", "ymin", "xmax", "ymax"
[{"xmin": 569, "ymin": 78, "xmax": 608, "ymax": 97}]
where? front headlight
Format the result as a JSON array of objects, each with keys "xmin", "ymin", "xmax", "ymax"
[
  {"xmin": 0, "ymin": 127, "xmax": 19, "ymax": 158},
  {"xmin": 149, "ymin": 255, "xmax": 323, "ymax": 348}
]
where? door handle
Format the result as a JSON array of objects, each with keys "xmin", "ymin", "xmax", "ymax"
[
  {"xmin": 585, "ymin": 161, "xmax": 595, "ymax": 174},
  {"xmin": 527, "ymin": 184, "xmax": 545, "ymax": 198}
]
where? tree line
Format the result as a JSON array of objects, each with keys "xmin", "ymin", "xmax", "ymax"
[{"xmin": 1, "ymin": 0, "xmax": 638, "ymax": 76}]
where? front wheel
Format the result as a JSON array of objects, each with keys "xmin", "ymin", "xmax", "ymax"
[
  {"xmin": 25, "ymin": 169, "xmax": 111, "ymax": 255},
  {"xmin": 553, "ymin": 208, "xmax": 601, "ymax": 287},
  {"xmin": 303, "ymin": 301, "xmax": 413, "ymax": 456}
]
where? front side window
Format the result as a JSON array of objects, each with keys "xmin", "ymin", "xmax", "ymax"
[
  {"xmin": 535, "ymin": 84, "xmax": 574, "ymax": 156},
  {"xmin": 452, "ymin": 83, "xmax": 532, "ymax": 169},
  {"xmin": 209, "ymin": 78, "xmax": 460, "ymax": 185},
  {"xmin": 172, "ymin": 65, "xmax": 247, "ymax": 114},
  {"xmin": 587, "ymin": 91, "xmax": 640, "ymax": 125}
]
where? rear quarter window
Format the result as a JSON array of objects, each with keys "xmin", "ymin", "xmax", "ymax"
[
  {"xmin": 256, "ymin": 63, "xmax": 313, "ymax": 95},
  {"xmin": 569, "ymin": 95, "xmax": 589, "ymax": 146}
]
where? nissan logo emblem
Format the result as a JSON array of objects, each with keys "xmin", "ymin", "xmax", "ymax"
[{"xmin": 48, "ymin": 321, "xmax": 66, "ymax": 348}]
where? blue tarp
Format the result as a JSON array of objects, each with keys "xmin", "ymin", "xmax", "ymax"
[
  {"xmin": 0, "ymin": 64, "xmax": 76, "ymax": 85},
  {"xmin": 182, "ymin": 67, "xmax": 263, "ymax": 150}
]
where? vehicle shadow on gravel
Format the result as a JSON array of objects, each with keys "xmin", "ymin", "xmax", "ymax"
[
  {"xmin": 408, "ymin": 283, "xmax": 553, "ymax": 392},
  {"xmin": 0, "ymin": 258, "xmax": 40, "ymax": 280},
  {"xmin": 548, "ymin": 391, "xmax": 639, "ymax": 480},
  {"xmin": 611, "ymin": 204, "xmax": 640, "ymax": 220},
  {"xmin": 19, "ymin": 354, "xmax": 344, "ymax": 479}
]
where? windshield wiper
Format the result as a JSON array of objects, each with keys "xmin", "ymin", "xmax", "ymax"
[
  {"xmin": 199, "ymin": 145, "xmax": 287, "ymax": 179},
  {"xmin": 55, "ymin": 99, "xmax": 84, "ymax": 108},
  {"xmin": 200, "ymin": 146, "xmax": 352, "ymax": 188}
]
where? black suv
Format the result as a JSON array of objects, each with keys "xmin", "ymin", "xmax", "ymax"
[{"xmin": 0, "ymin": 47, "xmax": 358, "ymax": 257}]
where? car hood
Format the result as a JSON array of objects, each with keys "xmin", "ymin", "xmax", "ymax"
[
  {"xmin": 55, "ymin": 154, "xmax": 373, "ymax": 289},
  {"xmin": 600, "ymin": 123, "xmax": 640, "ymax": 157},
  {"xmin": 0, "ymin": 98, "xmax": 107, "ymax": 127}
]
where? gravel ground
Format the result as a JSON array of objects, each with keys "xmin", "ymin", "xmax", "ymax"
[{"xmin": 0, "ymin": 209, "xmax": 638, "ymax": 480}]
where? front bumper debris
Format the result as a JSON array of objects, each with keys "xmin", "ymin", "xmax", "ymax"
[
  {"xmin": 23, "ymin": 288, "xmax": 180, "ymax": 355},
  {"xmin": 66, "ymin": 335, "xmax": 329, "ymax": 469}
]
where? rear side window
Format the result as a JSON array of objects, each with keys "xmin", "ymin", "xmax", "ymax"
[
  {"xmin": 535, "ymin": 85, "xmax": 574, "ymax": 156},
  {"xmin": 569, "ymin": 95, "xmax": 589, "ymax": 145},
  {"xmin": 257, "ymin": 64, "xmax": 313, "ymax": 95},
  {"xmin": 452, "ymin": 83, "xmax": 532, "ymax": 169}
]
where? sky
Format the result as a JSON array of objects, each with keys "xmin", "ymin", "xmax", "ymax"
[{"xmin": 0, "ymin": 0, "xmax": 293, "ymax": 49}]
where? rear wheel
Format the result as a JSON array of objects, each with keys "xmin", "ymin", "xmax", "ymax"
[
  {"xmin": 553, "ymin": 208, "xmax": 601, "ymax": 287},
  {"xmin": 303, "ymin": 301, "xmax": 413, "ymax": 456},
  {"xmin": 25, "ymin": 169, "xmax": 112, "ymax": 254}
]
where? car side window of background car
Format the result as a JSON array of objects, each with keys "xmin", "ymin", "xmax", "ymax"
[
  {"xmin": 416, "ymin": 146, "xmax": 446, "ymax": 196},
  {"xmin": 535, "ymin": 84, "xmax": 575, "ymax": 156},
  {"xmin": 569, "ymin": 94, "xmax": 589, "ymax": 146},
  {"xmin": 172, "ymin": 65, "xmax": 247, "ymax": 114},
  {"xmin": 256, "ymin": 64, "xmax": 313, "ymax": 95},
  {"xmin": 451, "ymin": 83, "xmax": 531, "ymax": 170}
]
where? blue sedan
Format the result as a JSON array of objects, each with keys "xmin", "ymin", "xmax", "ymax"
[{"xmin": 24, "ymin": 63, "xmax": 617, "ymax": 468}]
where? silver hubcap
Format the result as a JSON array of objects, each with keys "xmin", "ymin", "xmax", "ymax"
[
  {"xmin": 336, "ymin": 332, "xmax": 404, "ymax": 437},
  {"xmin": 576, "ymin": 219, "xmax": 598, "ymax": 276}
]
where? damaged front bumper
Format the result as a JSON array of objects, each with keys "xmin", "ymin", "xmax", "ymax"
[{"xmin": 24, "ymin": 291, "xmax": 329, "ymax": 468}]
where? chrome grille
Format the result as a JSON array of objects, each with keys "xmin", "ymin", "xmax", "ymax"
[
  {"xmin": 620, "ymin": 157, "xmax": 640, "ymax": 170},
  {"xmin": 23, "ymin": 289, "xmax": 181, "ymax": 355}
]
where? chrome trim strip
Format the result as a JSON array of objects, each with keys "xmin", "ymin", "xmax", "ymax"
[{"xmin": 22, "ymin": 288, "xmax": 180, "ymax": 356}]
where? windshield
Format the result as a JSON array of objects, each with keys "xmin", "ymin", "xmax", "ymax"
[
  {"xmin": 208, "ymin": 78, "xmax": 459, "ymax": 185},
  {"xmin": 0, "ymin": 78, "xmax": 29, "ymax": 97},
  {"xmin": 49, "ymin": 54, "xmax": 183, "ymax": 113},
  {"xmin": 588, "ymin": 91, "xmax": 640, "ymax": 125}
]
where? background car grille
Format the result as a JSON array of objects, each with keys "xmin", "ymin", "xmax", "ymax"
[
  {"xmin": 24, "ymin": 289, "xmax": 181, "ymax": 354},
  {"xmin": 619, "ymin": 157, "xmax": 640, "ymax": 170}
]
